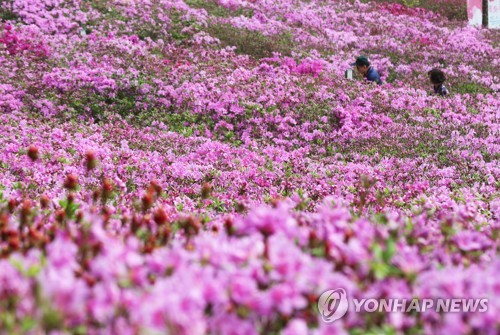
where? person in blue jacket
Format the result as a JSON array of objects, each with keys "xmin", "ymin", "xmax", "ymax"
[{"xmin": 350, "ymin": 56, "xmax": 382, "ymax": 85}]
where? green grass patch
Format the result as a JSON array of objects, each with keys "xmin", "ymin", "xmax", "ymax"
[
  {"xmin": 450, "ymin": 81, "xmax": 493, "ymax": 95},
  {"xmin": 206, "ymin": 23, "xmax": 294, "ymax": 59},
  {"xmin": 185, "ymin": 0, "xmax": 254, "ymax": 18}
]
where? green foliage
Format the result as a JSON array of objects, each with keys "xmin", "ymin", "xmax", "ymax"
[
  {"xmin": 10, "ymin": 256, "xmax": 45, "ymax": 278},
  {"xmin": 294, "ymin": 100, "xmax": 339, "ymax": 125},
  {"xmin": 351, "ymin": 326, "xmax": 399, "ymax": 335},
  {"xmin": 185, "ymin": 0, "xmax": 254, "ymax": 18},
  {"xmin": 451, "ymin": 81, "xmax": 492, "ymax": 95},
  {"xmin": 402, "ymin": 0, "xmax": 420, "ymax": 7},
  {"xmin": 423, "ymin": 1, "xmax": 467, "ymax": 21},
  {"xmin": 0, "ymin": 312, "xmax": 16, "ymax": 332},
  {"xmin": 80, "ymin": 0, "xmax": 128, "ymax": 34},
  {"xmin": 0, "ymin": 0, "xmax": 18, "ymax": 21},
  {"xmin": 206, "ymin": 24, "xmax": 294, "ymax": 59},
  {"xmin": 386, "ymin": 68, "xmax": 398, "ymax": 83},
  {"xmin": 359, "ymin": 0, "xmax": 467, "ymax": 21},
  {"xmin": 208, "ymin": 197, "xmax": 226, "ymax": 212},
  {"xmin": 42, "ymin": 308, "xmax": 63, "ymax": 332},
  {"xmin": 73, "ymin": 326, "xmax": 88, "ymax": 335},
  {"xmin": 21, "ymin": 317, "xmax": 37, "ymax": 333},
  {"xmin": 59, "ymin": 198, "xmax": 80, "ymax": 220},
  {"xmin": 370, "ymin": 237, "xmax": 402, "ymax": 280},
  {"xmin": 165, "ymin": 9, "xmax": 201, "ymax": 42},
  {"xmin": 52, "ymin": 84, "xmax": 145, "ymax": 122}
]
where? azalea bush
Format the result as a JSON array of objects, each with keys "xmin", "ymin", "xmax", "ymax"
[
  {"xmin": 0, "ymin": 0, "xmax": 498, "ymax": 334},
  {"xmin": 364, "ymin": 0, "xmax": 468, "ymax": 20}
]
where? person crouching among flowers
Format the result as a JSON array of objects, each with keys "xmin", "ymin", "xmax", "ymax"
[
  {"xmin": 350, "ymin": 56, "xmax": 383, "ymax": 85},
  {"xmin": 428, "ymin": 68, "xmax": 449, "ymax": 96}
]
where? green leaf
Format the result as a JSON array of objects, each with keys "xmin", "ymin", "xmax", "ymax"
[
  {"xmin": 73, "ymin": 325, "xmax": 87, "ymax": 335},
  {"xmin": 311, "ymin": 246, "xmax": 326, "ymax": 257},
  {"xmin": 26, "ymin": 264, "xmax": 41, "ymax": 277},
  {"xmin": 21, "ymin": 317, "xmax": 37, "ymax": 332},
  {"xmin": 42, "ymin": 308, "xmax": 63, "ymax": 331},
  {"xmin": 383, "ymin": 237, "xmax": 397, "ymax": 263}
]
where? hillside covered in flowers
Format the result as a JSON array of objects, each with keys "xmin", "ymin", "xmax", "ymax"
[{"xmin": 0, "ymin": 0, "xmax": 499, "ymax": 334}]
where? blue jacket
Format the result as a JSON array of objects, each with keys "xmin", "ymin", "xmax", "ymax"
[{"xmin": 366, "ymin": 67, "xmax": 382, "ymax": 85}]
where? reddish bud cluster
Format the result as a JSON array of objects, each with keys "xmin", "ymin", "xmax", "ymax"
[
  {"xmin": 142, "ymin": 192, "xmax": 153, "ymax": 212},
  {"xmin": 148, "ymin": 180, "xmax": 162, "ymax": 197},
  {"xmin": 92, "ymin": 189, "xmax": 101, "ymax": 202},
  {"xmin": 224, "ymin": 218, "xmax": 234, "ymax": 236},
  {"xmin": 40, "ymin": 195, "xmax": 50, "ymax": 209},
  {"xmin": 201, "ymin": 182, "xmax": 212, "ymax": 199},
  {"xmin": 67, "ymin": 193, "xmax": 75, "ymax": 204},
  {"xmin": 27, "ymin": 145, "xmax": 39, "ymax": 161},
  {"xmin": 8, "ymin": 199, "xmax": 17, "ymax": 213},
  {"xmin": 8, "ymin": 234, "xmax": 20, "ymax": 251},
  {"xmin": 153, "ymin": 208, "xmax": 169, "ymax": 225},
  {"xmin": 20, "ymin": 199, "xmax": 31, "ymax": 227},
  {"xmin": 76, "ymin": 210, "xmax": 84, "ymax": 223},
  {"xmin": 270, "ymin": 196, "xmax": 284, "ymax": 208},
  {"xmin": 55, "ymin": 209, "xmax": 66, "ymax": 223},
  {"xmin": 0, "ymin": 213, "xmax": 8, "ymax": 229},
  {"xmin": 101, "ymin": 178, "xmax": 113, "ymax": 201},
  {"xmin": 64, "ymin": 173, "xmax": 79, "ymax": 190},
  {"xmin": 85, "ymin": 150, "xmax": 97, "ymax": 171},
  {"xmin": 181, "ymin": 216, "xmax": 201, "ymax": 237}
]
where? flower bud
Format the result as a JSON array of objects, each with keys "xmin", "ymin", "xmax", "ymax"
[
  {"xmin": 8, "ymin": 235, "xmax": 20, "ymax": 250},
  {"xmin": 344, "ymin": 227, "xmax": 354, "ymax": 242},
  {"xmin": 40, "ymin": 194, "xmax": 50, "ymax": 209},
  {"xmin": 101, "ymin": 178, "xmax": 113, "ymax": 201},
  {"xmin": 8, "ymin": 198, "xmax": 17, "ymax": 213},
  {"xmin": 182, "ymin": 216, "xmax": 200, "ymax": 236},
  {"xmin": 92, "ymin": 189, "xmax": 101, "ymax": 202},
  {"xmin": 55, "ymin": 209, "xmax": 66, "ymax": 223},
  {"xmin": 20, "ymin": 199, "xmax": 31, "ymax": 226},
  {"xmin": 102, "ymin": 206, "xmax": 111, "ymax": 223},
  {"xmin": 142, "ymin": 192, "xmax": 154, "ymax": 211},
  {"xmin": 82, "ymin": 273, "xmax": 97, "ymax": 287},
  {"xmin": 28, "ymin": 226, "xmax": 43, "ymax": 241},
  {"xmin": 0, "ymin": 213, "xmax": 8, "ymax": 228},
  {"xmin": 201, "ymin": 182, "xmax": 212, "ymax": 199},
  {"xmin": 75, "ymin": 210, "xmax": 84, "ymax": 223},
  {"xmin": 149, "ymin": 180, "xmax": 162, "ymax": 197},
  {"xmin": 308, "ymin": 230, "xmax": 319, "ymax": 247},
  {"xmin": 153, "ymin": 208, "xmax": 168, "ymax": 225},
  {"xmin": 85, "ymin": 150, "xmax": 97, "ymax": 170},
  {"xmin": 224, "ymin": 218, "xmax": 234, "ymax": 236},
  {"xmin": 64, "ymin": 173, "xmax": 78, "ymax": 190},
  {"xmin": 27, "ymin": 145, "xmax": 39, "ymax": 161},
  {"xmin": 131, "ymin": 214, "xmax": 141, "ymax": 233}
]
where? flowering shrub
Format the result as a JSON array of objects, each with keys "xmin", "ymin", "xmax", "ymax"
[
  {"xmin": 368, "ymin": 0, "xmax": 468, "ymax": 20},
  {"xmin": 0, "ymin": 0, "xmax": 498, "ymax": 334},
  {"xmin": 0, "ymin": 24, "xmax": 50, "ymax": 57}
]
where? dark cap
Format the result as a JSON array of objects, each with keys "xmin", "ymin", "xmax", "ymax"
[
  {"xmin": 350, "ymin": 56, "xmax": 370, "ymax": 67},
  {"xmin": 428, "ymin": 68, "xmax": 446, "ymax": 84}
]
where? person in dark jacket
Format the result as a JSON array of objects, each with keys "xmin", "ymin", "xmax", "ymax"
[
  {"xmin": 428, "ymin": 68, "xmax": 449, "ymax": 96},
  {"xmin": 350, "ymin": 56, "xmax": 382, "ymax": 85}
]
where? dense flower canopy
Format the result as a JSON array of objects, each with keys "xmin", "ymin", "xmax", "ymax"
[{"xmin": 0, "ymin": 0, "xmax": 498, "ymax": 334}]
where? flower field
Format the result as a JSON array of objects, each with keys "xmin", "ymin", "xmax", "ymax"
[{"xmin": 0, "ymin": 0, "xmax": 499, "ymax": 334}]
